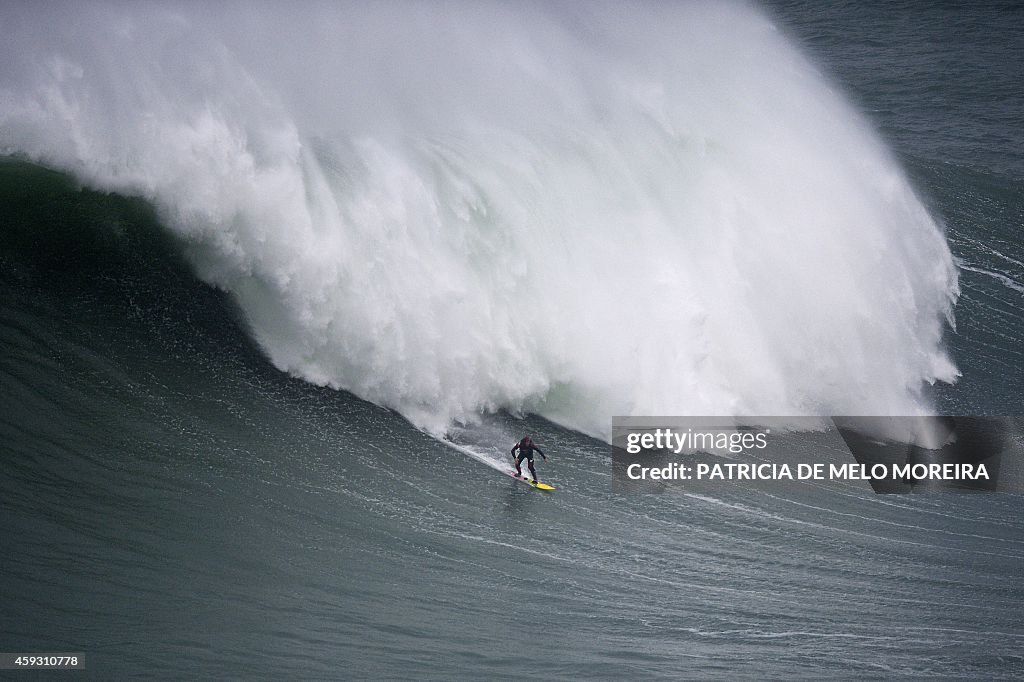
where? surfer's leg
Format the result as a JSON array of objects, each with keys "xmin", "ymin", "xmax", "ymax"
[
  {"xmin": 514, "ymin": 456, "xmax": 522, "ymax": 476},
  {"xmin": 528, "ymin": 459, "xmax": 537, "ymax": 482}
]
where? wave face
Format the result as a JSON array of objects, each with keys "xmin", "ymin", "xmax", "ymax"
[{"xmin": 0, "ymin": 1, "xmax": 959, "ymax": 436}]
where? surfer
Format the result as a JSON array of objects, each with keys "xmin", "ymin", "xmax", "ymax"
[{"xmin": 511, "ymin": 436, "xmax": 547, "ymax": 483}]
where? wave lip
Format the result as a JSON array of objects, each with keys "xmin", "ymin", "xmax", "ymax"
[{"xmin": 0, "ymin": 1, "xmax": 959, "ymax": 438}]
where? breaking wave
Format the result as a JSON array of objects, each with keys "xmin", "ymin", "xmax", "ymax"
[{"xmin": 0, "ymin": 0, "xmax": 959, "ymax": 437}]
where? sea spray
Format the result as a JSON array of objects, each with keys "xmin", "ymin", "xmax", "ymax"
[{"xmin": 0, "ymin": 1, "xmax": 959, "ymax": 438}]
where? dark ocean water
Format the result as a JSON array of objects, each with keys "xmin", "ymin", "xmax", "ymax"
[{"xmin": 2, "ymin": 1, "xmax": 1024, "ymax": 679}]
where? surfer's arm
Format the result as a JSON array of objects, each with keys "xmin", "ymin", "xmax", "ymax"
[
  {"xmin": 510, "ymin": 444, "xmax": 519, "ymax": 455},
  {"xmin": 537, "ymin": 447, "xmax": 546, "ymax": 460}
]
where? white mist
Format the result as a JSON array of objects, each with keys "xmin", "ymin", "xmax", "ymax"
[{"xmin": 0, "ymin": 1, "xmax": 959, "ymax": 438}]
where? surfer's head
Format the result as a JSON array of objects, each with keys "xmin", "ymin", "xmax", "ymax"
[{"xmin": 521, "ymin": 436, "xmax": 533, "ymax": 446}]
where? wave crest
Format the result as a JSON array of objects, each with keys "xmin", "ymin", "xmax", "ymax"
[{"xmin": 0, "ymin": 1, "xmax": 959, "ymax": 437}]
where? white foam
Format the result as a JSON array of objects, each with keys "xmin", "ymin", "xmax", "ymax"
[{"xmin": 0, "ymin": 1, "xmax": 959, "ymax": 439}]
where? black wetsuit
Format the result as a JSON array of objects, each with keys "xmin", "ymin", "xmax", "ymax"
[{"xmin": 511, "ymin": 440, "xmax": 544, "ymax": 480}]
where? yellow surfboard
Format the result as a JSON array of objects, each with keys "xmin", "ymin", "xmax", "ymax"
[{"xmin": 507, "ymin": 470, "xmax": 556, "ymax": 491}]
